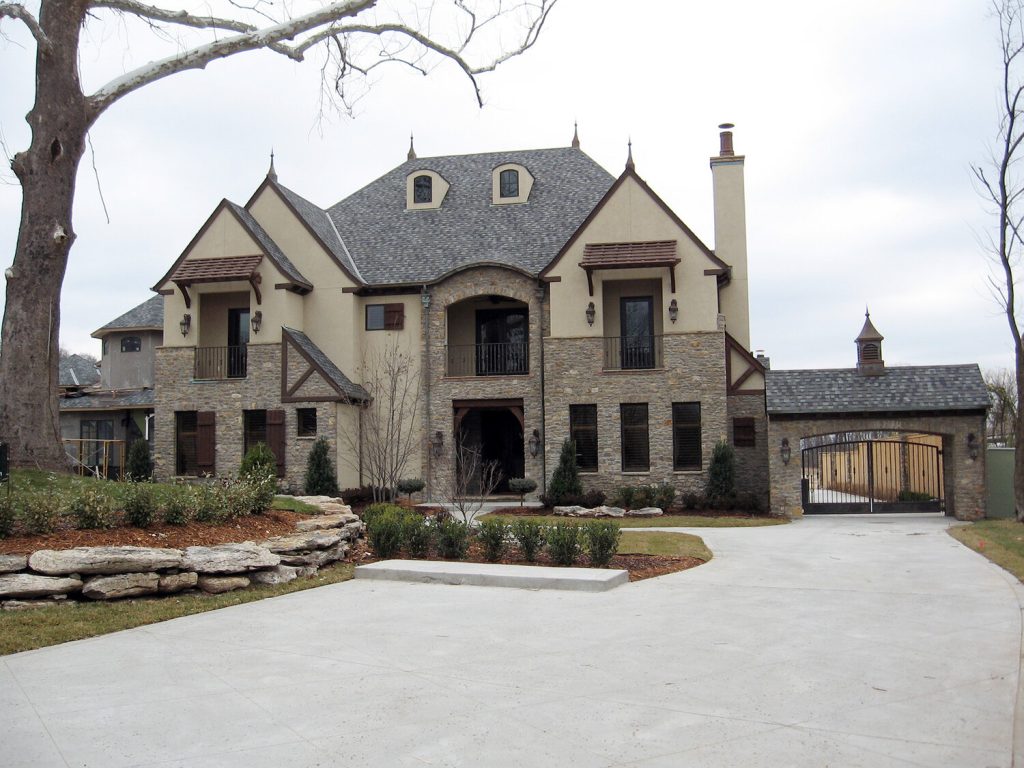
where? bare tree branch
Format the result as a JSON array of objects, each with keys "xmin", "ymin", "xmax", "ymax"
[{"xmin": 0, "ymin": 3, "xmax": 51, "ymax": 52}]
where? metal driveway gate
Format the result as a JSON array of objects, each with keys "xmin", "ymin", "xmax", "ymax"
[{"xmin": 801, "ymin": 439, "xmax": 944, "ymax": 514}]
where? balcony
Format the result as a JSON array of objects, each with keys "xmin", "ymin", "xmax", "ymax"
[
  {"xmin": 194, "ymin": 345, "xmax": 248, "ymax": 380},
  {"xmin": 603, "ymin": 335, "xmax": 663, "ymax": 371},
  {"xmin": 447, "ymin": 341, "xmax": 529, "ymax": 377}
]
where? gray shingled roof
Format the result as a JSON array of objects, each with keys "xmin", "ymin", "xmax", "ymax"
[
  {"xmin": 283, "ymin": 328, "xmax": 370, "ymax": 402},
  {"xmin": 93, "ymin": 295, "xmax": 163, "ymax": 336},
  {"xmin": 274, "ymin": 182, "xmax": 363, "ymax": 281},
  {"xmin": 766, "ymin": 365, "xmax": 989, "ymax": 416},
  {"xmin": 59, "ymin": 355, "xmax": 100, "ymax": 388},
  {"xmin": 326, "ymin": 147, "xmax": 616, "ymax": 284},
  {"xmin": 60, "ymin": 389, "xmax": 153, "ymax": 410},
  {"xmin": 226, "ymin": 202, "xmax": 312, "ymax": 288}
]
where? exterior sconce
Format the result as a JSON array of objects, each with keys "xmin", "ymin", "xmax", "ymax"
[
  {"xmin": 668, "ymin": 299, "xmax": 679, "ymax": 324},
  {"xmin": 179, "ymin": 313, "xmax": 191, "ymax": 337},
  {"xmin": 431, "ymin": 430, "xmax": 444, "ymax": 458},
  {"xmin": 528, "ymin": 429, "xmax": 541, "ymax": 458},
  {"xmin": 250, "ymin": 310, "xmax": 263, "ymax": 335},
  {"xmin": 967, "ymin": 433, "xmax": 979, "ymax": 461},
  {"xmin": 585, "ymin": 301, "xmax": 595, "ymax": 326},
  {"xmin": 780, "ymin": 438, "xmax": 791, "ymax": 465}
]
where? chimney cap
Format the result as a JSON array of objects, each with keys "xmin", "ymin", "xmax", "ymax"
[{"xmin": 718, "ymin": 122, "xmax": 735, "ymax": 130}]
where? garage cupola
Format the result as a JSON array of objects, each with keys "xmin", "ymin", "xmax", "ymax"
[{"xmin": 855, "ymin": 308, "xmax": 885, "ymax": 376}]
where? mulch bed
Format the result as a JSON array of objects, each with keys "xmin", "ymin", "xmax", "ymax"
[
  {"xmin": 0, "ymin": 510, "xmax": 307, "ymax": 555},
  {"xmin": 350, "ymin": 539, "xmax": 704, "ymax": 582}
]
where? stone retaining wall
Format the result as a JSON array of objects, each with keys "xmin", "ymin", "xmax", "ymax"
[{"xmin": 0, "ymin": 500, "xmax": 364, "ymax": 610}]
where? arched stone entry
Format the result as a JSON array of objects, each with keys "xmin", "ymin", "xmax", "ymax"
[{"xmin": 453, "ymin": 399, "xmax": 525, "ymax": 493}]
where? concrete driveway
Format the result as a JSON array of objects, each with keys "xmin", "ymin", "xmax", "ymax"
[{"xmin": 3, "ymin": 514, "xmax": 1022, "ymax": 767}]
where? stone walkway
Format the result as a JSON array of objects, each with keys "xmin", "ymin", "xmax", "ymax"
[{"xmin": 3, "ymin": 513, "xmax": 1021, "ymax": 767}]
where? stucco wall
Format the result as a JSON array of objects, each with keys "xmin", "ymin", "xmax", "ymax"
[{"xmin": 100, "ymin": 330, "xmax": 159, "ymax": 390}]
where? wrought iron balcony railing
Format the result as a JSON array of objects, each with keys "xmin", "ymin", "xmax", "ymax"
[
  {"xmin": 194, "ymin": 345, "xmax": 247, "ymax": 380},
  {"xmin": 446, "ymin": 341, "xmax": 529, "ymax": 377},
  {"xmin": 603, "ymin": 335, "xmax": 663, "ymax": 371}
]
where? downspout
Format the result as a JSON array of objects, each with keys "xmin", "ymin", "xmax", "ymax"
[
  {"xmin": 537, "ymin": 282, "xmax": 547, "ymax": 495},
  {"xmin": 421, "ymin": 286, "xmax": 432, "ymax": 501},
  {"xmin": 357, "ymin": 403, "xmax": 364, "ymax": 487}
]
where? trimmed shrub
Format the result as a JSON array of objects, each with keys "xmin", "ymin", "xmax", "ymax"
[
  {"xmin": 547, "ymin": 521, "xmax": 583, "ymax": 566},
  {"xmin": 23, "ymin": 493, "xmax": 59, "ymax": 534},
  {"xmin": 397, "ymin": 478, "xmax": 425, "ymax": 503},
  {"xmin": 193, "ymin": 483, "xmax": 225, "ymax": 523},
  {"xmin": 477, "ymin": 518, "xmax": 509, "ymax": 562},
  {"xmin": 162, "ymin": 489, "xmax": 190, "ymax": 526},
  {"xmin": 681, "ymin": 492, "xmax": 704, "ymax": 511},
  {"xmin": 508, "ymin": 477, "xmax": 537, "ymax": 506},
  {"xmin": 735, "ymin": 491, "xmax": 764, "ymax": 513},
  {"xmin": 362, "ymin": 502, "xmax": 404, "ymax": 528},
  {"xmin": 539, "ymin": 488, "xmax": 606, "ymax": 509},
  {"xmin": 123, "ymin": 482, "xmax": 156, "ymax": 528},
  {"xmin": 125, "ymin": 440, "xmax": 153, "ymax": 481},
  {"xmin": 0, "ymin": 494, "xmax": 14, "ymax": 538},
  {"xmin": 511, "ymin": 518, "xmax": 545, "ymax": 562},
  {"xmin": 367, "ymin": 509, "xmax": 404, "ymax": 559},
  {"xmin": 68, "ymin": 486, "xmax": 114, "ymax": 530},
  {"xmin": 612, "ymin": 485, "xmax": 635, "ymax": 510},
  {"xmin": 340, "ymin": 486, "xmax": 391, "ymax": 505},
  {"xmin": 584, "ymin": 521, "xmax": 621, "ymax": 567},
  {"xmin": 304, "ymin": 438, "xmax": 340, "ymax": 497},
  {"xmin": 706, "ymin": 441, "xmax": 736, "ymax": 502},
  {"xmin": 225, "ymin": 480, "xmax": 257, "ymax": 519},
  {"xmin": 436, "ymin": 518, "xmax": 470, "ymax": 560},
  {"xmin": 402, "ymin": 513, "xmax": 432, "ymax": 557},
  {"xmin": 546, "ymin": 439, "xmax": 582, "ymax": 506},
  {"xmin": 653, "ymin": 482, "xmax": 677, "ymax": 511},
  {"xmin": 240, "ymin": 442, "xmax": 276, "ymax": 479},
  {"xmin": 243, "ymin": 471, "xmax": 276, "ymax": 514}
]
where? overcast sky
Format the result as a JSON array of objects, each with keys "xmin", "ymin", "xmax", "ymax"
[{"xmin": 0, "ymin": 0, "xmax": 1010, "ymax": 373}]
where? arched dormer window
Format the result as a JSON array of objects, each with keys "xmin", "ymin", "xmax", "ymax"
[
  {"xmin": 499, "ymin": 169, "xmax": 519, "ymax": 198},
  {"xmin": 413, "ymin": 175, "xmax": 432, "ymax": 204}
]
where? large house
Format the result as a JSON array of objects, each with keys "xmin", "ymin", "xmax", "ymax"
[{"xmin": 150, "ymin": 127, "xmax": 768, "ymax": 499}]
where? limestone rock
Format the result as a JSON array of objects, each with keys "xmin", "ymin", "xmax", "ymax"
[
  {"xmin": 279, "ymin": 542, "xmax": 349, "ymax": 568},
  {"xmin": 342, "ymin": 521, "xmax": 365, "ymax": 538},
  {"xmin": 592, "ymin": 506, "xmax": 626, "ymax": 518},
  {"xmin": 0, "ymin": 573, "xmax": 82, "ymax": 599},
  {"xmin": 287, "ymin": 495, "xmax": 344, "ymax": 506},
  {"xmin": 626, "ymin": 507, "xmax": 663, "ymax": 517},
  {"xmin": 82, "ymin": 573, "xmax": 159, "ymax": 600},
  {"xmin": 296, "ymin": 566, "xmax": 319, "ymax": 578},
  {"xmin": 0, "ymin": 554, "xmax": 27, "ymax": 573},
  {"xmin": 198, "ymin": 575, "xmax": 250, "ymax": 594},
  {"xmin": 553, "ymin": 506, "xmax": 587, "ymax": 516},
  {"xmin": 249, "ymin": 565, "xmax": 298, "ymax": 586},
  {"xmin": 3, "ymin": 598, "xmax": 76, "ymax": 611},
  {"xmin": 261, "ymin": 530, "xmax": 341, "ymax": 554},
  {"xmin": 181, "ymin": 543, "xmax": 279, "ymax": 574},
  {"xmin": 158, "ymin": 572, "xmax": 198, "ymax": 594},
  {"xmin": 29, "ymin": 546, "xmax": 182, "ymax": 575},
  {"xmin": 295, "ymin": 512, "xmax": 359, "ymax": 532}
]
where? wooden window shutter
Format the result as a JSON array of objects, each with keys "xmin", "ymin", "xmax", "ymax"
[
  {"xmin": 266, "ymin": 409, "xmax": 286, "ymax": 477},
  {"xmin": 196, "ymin": 411, "xmax": 216, "ymax": 474},
  {"xmin": 384, "ymin": 303, "xmax": 405, "ymax": 330}
]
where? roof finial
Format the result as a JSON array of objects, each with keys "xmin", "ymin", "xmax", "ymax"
[
  {"xmin": 407, "ymin": 133, "xmax": 417, "ymax": 161},
  {"xmin": 625, "ymin": 137, "xmax": 635, "ymax": 171},
  {"xmin": 267, "ymin": 149, "xmax": 277, "ymax": 182},
  {"xmin": 571, "ymin": 120, "xmax": 580, "ymax": 149}
]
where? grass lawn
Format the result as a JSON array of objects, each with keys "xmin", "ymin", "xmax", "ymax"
[
  {"xmin": 619, "ymin": 530, "xmax": 712, "ymax": 560},
  {"xmin": 0, "ymin": 563, "xmax": 354, "ymax": 656},
  {"xmin": 270, "ymin": 496, "xmax": 321, "ymax": 514},
  {"xmin": 480, "ymin": 512, "xmax": 786, "ymax": 528},
  {"xmin": 949, "ymin": 519, "xmax": 1024, "ymax": 582}
]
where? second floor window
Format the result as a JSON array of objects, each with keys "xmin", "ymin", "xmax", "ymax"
[
  {"xmin": 414, "ymin": 175, "xmax": 432, "ymax": 204},
  {"xmin": 499, "ymin": 169, "xmax": 519, "ymax": 198},
  {"xmin": 121, "ymin": 335, "xmax": 141, "ymax": 353},
  {"xmin": 366, "ymin": 303, "xmax": 405, "ymax": 331}
]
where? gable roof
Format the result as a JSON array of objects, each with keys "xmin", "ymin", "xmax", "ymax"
[
  {"xmin": 59, "ymin": 355, "xmax": 100, "ymax": 388},
  {"xmin": 766, "ymin": 365, "xmax": 989, "ymax": 416},
  {"xmin": 326, "ymin": 147, "xmax": 616, "ymax": 285},
  {"xmin": 92, "ymin": 295, "xmax": 163, "ymax": 338},
  {"xmin": 282, "ymin": 327, "xmax": 370, "ymax": 402}
]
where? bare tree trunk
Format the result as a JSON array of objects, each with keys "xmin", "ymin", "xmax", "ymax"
[{"xmin": 1, "ymin": 0, "xmax": 91, "ymax": 469}]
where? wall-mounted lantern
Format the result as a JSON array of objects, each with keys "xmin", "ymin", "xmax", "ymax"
[
  {"xmin": 421, "ymin": 291, "xmax": 432, "ymax": 309},
  {"xmin": 179, "ymin": 313, "xmax": 191, "ymax": 337},
  {"xmin": 528, "ymin": 429, "xmax": 541, "ymax": 458},
  {"xmin": 967, "ymin": 432, "xmax": 980, "ymax": 461},
  {"xmin": 431, "ymin": 430, "xmax": 444, "ymax": 458},
  {"xmin": 250, "ymin": 310, "xmax": 263, "ymax": 335},
  {"xmin": 668, "ymin": 298, "xmax": 679, "ymax": 324},
  {"xmin": 585, "ymin": 301, "xmax": 595, "ymax": 326},
  {"xmin": 780, "ymin": 437, "xmax": 791, "ymax": 465}
]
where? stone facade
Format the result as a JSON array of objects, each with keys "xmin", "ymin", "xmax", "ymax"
[
  {"xmin": 542, "ymin": 332, "xmax": 729, "ymax": 495},
  {"xmin": 154, "ymin": 344, "xmax": 343, "ymax": 491},
  {"xmin": 727, "ymin": 393, "xmax": 770, "ymax": 499},
  {"xmin": 767, "ymin": 413, "xmax": 987, "ymax": 520}
]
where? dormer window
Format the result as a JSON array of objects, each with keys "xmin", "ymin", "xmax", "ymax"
[
  {"xmin": 499, "ymin": 169, "xmax": 519, "ymax": 198},
  {"xmin": 414, "ymin": 175, "xmax": 432, "ymax": 204}
]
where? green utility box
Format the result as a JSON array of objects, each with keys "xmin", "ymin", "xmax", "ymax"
[{"xmin": 986, "ymin": 447, "xmax": 1015, "ymax": 519}]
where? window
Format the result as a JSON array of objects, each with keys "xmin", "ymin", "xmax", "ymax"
[
  {"xmin": 734, "ymin": 417, "xmax": 756, "ymax": 448},
  {"xmin": 101, "ymin": 338, "xmax": 108, "ymax": 356},
  {"xmin": 366, "ymin": 303, "xmax": 404, "ymax": 331},
  {"xmin": 413, "ymin": 174, "xmax": 432, "ymax": 204},
  {"xmin": 569, "ymin": 405, "xmax": 598, "ymax": 472},
  {"xmin": 175, "ymin": 411, "xmax": 214, "ymax": 475},
  {"xmin": 499, "ymin": 169, "xmax": 519, "ymax": 198},
  {"xmin": 673, "ymin": 402, "xmax": 702, "ymax": 471},
  {"xmin": 620, "ymin": 403, "xmax": 649, "ymax": 472},
  {"xmin": 121, "ymin": 335, "xmax": 141, "ymax": 353},
  {"xmin": 297, "ymin": 408, "xmax": 317, "ymax": 437},
  {"xmin": 243, "ymin": 410, "xmax": 267, "ymax": 455}
]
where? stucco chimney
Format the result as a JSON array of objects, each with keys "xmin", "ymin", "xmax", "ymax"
[{"xmin": 711, "ymin": 123, "xmax": 750, "ymax": 349}]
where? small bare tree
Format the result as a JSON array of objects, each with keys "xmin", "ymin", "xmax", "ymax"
[
  {"xmin": 340, "ymin": 339, "xmax": 420, "ymax": 501},
  {"xmin": 436, "ymin": 434, "xmax": 502, "ymax": 524},
  {"xmin": 974, "ymin": 0, "xmax": 1024, "ymax": 519},
  {"xmin": 986, "ymin": 367, "xmax": 1019, "ymax": 445}
]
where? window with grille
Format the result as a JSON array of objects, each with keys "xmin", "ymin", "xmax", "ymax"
[
  {"xmin": 297, "ymin": 408, "xmax": 317, "ymax": 437},
  {"xmin": 413, "ymin": 175, "xmax": 432, "ymax": 203},
  {"xmin": 499, "ymin": 169, "xmax": 519, "ymax": 198},
  {"xmin": 672, "ymin": 402, "xmax": 701, "ymax": 471},
  {"xmin": 620, "ymin": 403, "xmax": 649, "ymax": 472},
  {"xmin": 734, "ymin": 417, "xmax": 755, "ymax": 448},
  {"xmin": 243, "ymin": 410, "xmax": 267, "ymax": 455},
  {"xmin": 569, "ymin": 404, "xmax": 598, "ymax": 472}
]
